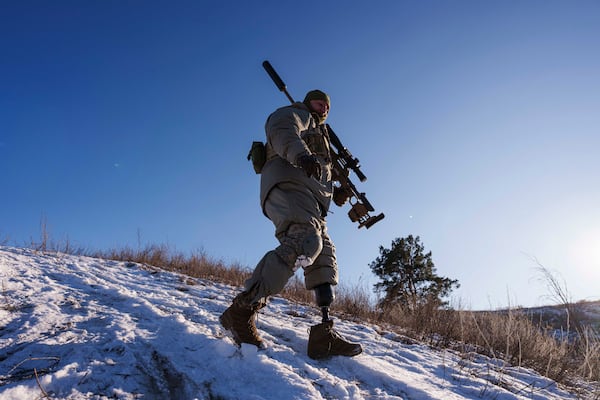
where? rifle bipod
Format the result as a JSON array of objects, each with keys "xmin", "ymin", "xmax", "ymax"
[{"xmin": 348, "ymin": 199, "xmax": 385, "ymax": 229}]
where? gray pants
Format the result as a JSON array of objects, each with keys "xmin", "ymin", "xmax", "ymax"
[{"xmin": 243, "ymin": 183, "xmax": 338, "ymax": 307}]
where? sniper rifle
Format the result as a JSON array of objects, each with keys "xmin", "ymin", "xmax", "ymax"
[{"xmin": 262, "ymin": 60, "xmax": 384, "ymax": 229}]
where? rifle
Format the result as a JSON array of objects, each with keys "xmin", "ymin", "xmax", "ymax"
[{"xmin": 262, "ymin": 60, "xmax": 385, "ymax": 229}]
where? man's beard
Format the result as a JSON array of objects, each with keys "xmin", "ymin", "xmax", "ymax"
[{"xmin": 312, "ymin": 112, "xmax": 327, "ymax": 125}]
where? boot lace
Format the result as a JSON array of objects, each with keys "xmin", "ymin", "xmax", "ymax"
[{"xmin": 325, "ymin": 326, "xmax": 348, "ymax": 354}]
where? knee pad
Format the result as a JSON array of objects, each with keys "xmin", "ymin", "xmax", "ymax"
[
  {"xmin": 314, "ymin": 283, "xmax": 335, "ymax": 308},
  {"xmin": 301, "ymin": 230, "xmax": 323, "ymax": 260},
  {"xmin": 294, "ymin": 228, "xmax": 323, "ymax": 271}
]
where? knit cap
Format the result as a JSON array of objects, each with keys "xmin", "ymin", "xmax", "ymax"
[{"xmin": 303, "ymin": 90, "xmax": 330, "ymax": 106}]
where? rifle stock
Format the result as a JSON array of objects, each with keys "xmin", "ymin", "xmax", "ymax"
[
  {"xmin": 330, "ymin": 146, "xmax": 385, "ymax": 229},
  {"xmin": 262, "ymin": 60, "xmax": 384, "ymax": 229}
]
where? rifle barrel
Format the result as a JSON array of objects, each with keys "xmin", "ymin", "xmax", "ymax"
[
  {"xmin": 327, "ymin": 124, "xmax": 367, "ymax": 182},
  {"xmin": 262, "ymin": 61, "xmax": 295, "ymax": 104}
]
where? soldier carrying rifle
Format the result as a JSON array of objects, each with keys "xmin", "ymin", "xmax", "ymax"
[{"xmin": 220, "ymin": 89, "xmax": 363, "ymax": 359}]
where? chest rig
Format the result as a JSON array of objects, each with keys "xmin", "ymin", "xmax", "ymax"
[
  {"xmin": 300, "ymin": 118, "xmax": 332, "ymax": 163},
  {"xmin": 264, "ymin": 105, "xmax": 332, "ymax": 165}
]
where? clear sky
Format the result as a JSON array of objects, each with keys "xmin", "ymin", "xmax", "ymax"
[{"xmin": 2, "ymin": 1, "xmax": 599, "ymax": 310}]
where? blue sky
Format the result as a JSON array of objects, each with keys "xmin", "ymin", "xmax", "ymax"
[{"xmin": 2, "ymin": 1, "xmax": 599, "ymax": 310}]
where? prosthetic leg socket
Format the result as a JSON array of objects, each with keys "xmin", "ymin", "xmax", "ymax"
[{"xmin": 314, "ymin": 283, "xmax": 335, "ymax": 323}]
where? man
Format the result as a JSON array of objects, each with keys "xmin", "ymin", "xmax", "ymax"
[{"xmin": 220, "ymin": 90, "xmax": 362, "ymax": 359}]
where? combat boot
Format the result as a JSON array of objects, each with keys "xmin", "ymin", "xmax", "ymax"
[
  {"xmin": 219, "ymin": 295, "xmax": 265, "ymax": 348},
  {"xmin": 307, "ymin": 320, "xmax": 362, "ymax": 359}
]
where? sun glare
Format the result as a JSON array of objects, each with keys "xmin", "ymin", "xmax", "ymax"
[{"xmin": 568, "ymin": 229, "xmax": 600, "ymax": 280}]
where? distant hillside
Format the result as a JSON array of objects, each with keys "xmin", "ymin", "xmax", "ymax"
[{"xmin": 514, "ymin": 301, "xmax": 600, "ymax": 332}]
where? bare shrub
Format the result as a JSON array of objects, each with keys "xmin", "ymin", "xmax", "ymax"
[
  {"xmin": 332, "ymin": 279, "xmax": 376, "ymax": 321},
  {"xmin": 0, "ymin": 233, "xmax": 10, "ymax": 246},
  {"xmin": 534, "ymin": 261, "xmax": 585, "ymax": 336},
  {"xmin": 577, "ymin": 325, "xmax": 600, "ymax": 382},
  {"xmin": 25, "ymin": 217, "xmax": 87, "ymax": 256},
  {"xmin": 459, "ymin": 310, "xmax": 571, "ymax": 382}
]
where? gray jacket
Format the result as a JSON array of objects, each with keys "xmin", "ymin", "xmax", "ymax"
[{"xmin": 260, "ymin": 103, "xmax": 334, "ymax": 217}]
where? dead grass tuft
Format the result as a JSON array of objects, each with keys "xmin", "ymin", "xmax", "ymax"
[{"xmin": 91, "ymin": 244, "xmax": 251, "ymax": 288}]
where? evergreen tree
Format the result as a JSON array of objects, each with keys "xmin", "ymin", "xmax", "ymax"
[{"xmin": 370, "ymin": 235, "xmax": 459, "ymax": 311}]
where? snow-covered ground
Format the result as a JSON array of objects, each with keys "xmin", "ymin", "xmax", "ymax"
[{"xmin": 0, "ymin": 246, "xmax": 584, "ymax": 399}]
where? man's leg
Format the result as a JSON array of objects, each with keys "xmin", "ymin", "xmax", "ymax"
[
  {"xmin": 303, "ymin": 224, "xmax": 338, "ymax": 291},
  {"xmin": 220, "ymin": 185, "xmax": 317, "ymax": 347},
  {"xmin": 220, "ymin": 249, "xmax": 293, "ymax": 347}
]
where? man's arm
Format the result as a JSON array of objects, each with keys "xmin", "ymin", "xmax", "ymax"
[{"xmin": 265, "ymin": 107, "xmax": 311, "ymax": 166}]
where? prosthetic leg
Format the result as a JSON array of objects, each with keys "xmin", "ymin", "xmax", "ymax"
[
  {"xmin": 314, "ymin": 282, "xmax": 335, "ymax": 322},
  {"xmin": 307, "ymin": 283, "xmax": 363, "ymax": 359}
]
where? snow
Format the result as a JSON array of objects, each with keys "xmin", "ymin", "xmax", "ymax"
[{"xmin": 0, "ymin": 246, "xmax": 580, "ymax": 399}]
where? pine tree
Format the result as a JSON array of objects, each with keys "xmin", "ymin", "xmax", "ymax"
[{"xmin": 370, "ymin": 235, "xmax": 459, "ymax": 312}]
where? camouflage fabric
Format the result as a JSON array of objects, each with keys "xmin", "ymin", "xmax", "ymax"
[
  {"xmin": 240, "ymin": 101, "xmax": 339, "ymax": 307},
  {"xmin": 242, "ymin": 183, "xmax": 338, "ymax": 306},
  {"xmin": 260, "ymin": 103, "xmax": 333, "ymax": 218}
]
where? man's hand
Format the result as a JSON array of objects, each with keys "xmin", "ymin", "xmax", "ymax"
[
  {"xmin": 333, "ymin": 185, "xmax": 352, "ymax": 206},
  {"xmin": 296, "ymin": 154, "xmax": 322, "ymax": 180}
]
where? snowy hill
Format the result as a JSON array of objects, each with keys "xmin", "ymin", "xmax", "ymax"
[{"xmin": 0, "ymin": 247, "xmax": 582, "ymax": 399}]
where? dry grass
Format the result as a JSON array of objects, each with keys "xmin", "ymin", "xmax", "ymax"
[
  {"xmin": 92, "ymin": 244, "xmax": 252, "ymax": 288},
  {"xmin": 18, "ymin": 238, "xmax": 600, "ymax": 397}
]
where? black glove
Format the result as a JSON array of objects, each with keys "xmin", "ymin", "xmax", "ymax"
[
  {"xmin": 296, "ymin": 154, "xmax": 322, "ymax": 180},
  {"xmin": 333, "ymin": 185, "xmax": 352, "ymax": 206}
]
